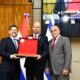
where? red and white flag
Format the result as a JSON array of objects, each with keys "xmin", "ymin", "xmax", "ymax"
[
  {"xmin": 17, "ymin": 14, "xmax": 30, "ymax": 39},
  {"xmin": 17, "ymin": 13, "xmax": 30, "ymax": 80}
]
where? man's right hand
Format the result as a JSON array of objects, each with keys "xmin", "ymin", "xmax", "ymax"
[{"xmin": 10, "ymin": 54, "xmax": 19, "ymax": 59}]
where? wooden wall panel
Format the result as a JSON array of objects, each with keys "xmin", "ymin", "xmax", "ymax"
[
  {"xmin": 0, "ymin": 0, "xmax": 14, "ymax": 4},
  {"xmin": 0, "ymin": 0, "xmax": 5, "ymax": 4},
  {"xmin": 15, "ymin": 5, "xmax": 33, "ymax": 34},
  {"xmin": 4, "ymin": 0, "xmax": 14, "ymax": 4},
  {"xmin": 0, "ymin": 5, "xmax": 15, "ymax": 38},
  {"xmin": 15, "ymin": 5, "xmax": 23, "ymax": 28},
  {"xmin": 4, "ymin": 5, "xmax": 15, "ymax": 37},
  {"xmin": 0, "ymin": 0, "xmax": 31, "ymax": 4},
  {"xmin": 0, "ymin": 5, "xmax": 5, "ymax": 38},
  {"xmin": 0, "ymin": 1, "xmax": 33, "ymax": 39},
  {"xmin": 14, "ymin": 0, "xmax": 31, "ymax": 4}
]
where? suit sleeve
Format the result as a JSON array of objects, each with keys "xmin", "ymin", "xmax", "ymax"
[
  {"xmin": 63, "ymin": 37, "xmax": 72, "ymax": 70},
  {"xmin": 41, "ymin": 37, "xmax": 49, "ymax": 59},
  {"xmin": 0, "ymin": 39, "xmax": 10, "ymax": 58}
]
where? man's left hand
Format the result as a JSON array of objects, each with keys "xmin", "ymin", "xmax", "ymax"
[
  {"xmin": 36, "ymin": 55, "xmax": 41, "ymax": 60},
  {"xmin": 62, "ymin": 69, "xmax": 69, "ymax": 76}
]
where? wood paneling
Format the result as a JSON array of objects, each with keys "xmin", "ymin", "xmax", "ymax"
[
  {"xmin": 0, "ymin": 1, "xmax": 32, "ymax": 39},
  {"xmin": 5, "ymin": 5, "xmax": 15, "ymax": 36},
  {"xmin": 0, "ymin": 0, "xmax": 14, "ymax": 4},
  {"xmin": 0, "ymin": 5, "xmax": 5, "ymax": 38},
  {"xmin": 0, "ymin": 0, "xmax": 32, "ymax": 4},
  {"xmin": 15, "ymin": 4, "xmax": 33, "ymax": 34}
]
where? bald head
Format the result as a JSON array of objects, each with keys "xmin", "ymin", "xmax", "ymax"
[
  {"xmin": 33, "ymin": 21, "xmax": 41, "ymax": 27},
  {"xmin": 50, "ymin": 25, "xmax": 60, "ymax": 38},
  {"xmin": 33, "ymin": 21, "xmax": 41, "ymax": 34}
]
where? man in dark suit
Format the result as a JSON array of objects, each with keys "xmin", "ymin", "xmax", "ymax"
[
  {"xmin": 0, "ymin": 25, "xmax": 20, "ymax": 80},
  {"xmin": 24, "ymin": 21, "xmax": 48, "ymax": 80},
  {"xmin": 46, "ymin": 25, "xmax": 72, "ymax": 80}
]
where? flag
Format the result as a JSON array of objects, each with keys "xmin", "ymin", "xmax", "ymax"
[
  {"xmin": 17, "ymin": 14, "xmax": 30, "ymax": 39},
  {"xmin": 44, "ymin": 19, "xmax": 55, "ymax": 80},
  {"xmin": 44, "ymin": 71, "xmax": 51, "ymax": 80},
  {"xmin": 17, "ymin": 13, "xmax": 30, "ymax": 80},
  {"xmin": 46, "ymin": 19, "xmax": 55, "ymax": 41}
]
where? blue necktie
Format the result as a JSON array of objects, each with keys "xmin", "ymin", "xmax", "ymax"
[{"xmin": 13, "ymin": 39, "xmax": 18, "ymax": 49}]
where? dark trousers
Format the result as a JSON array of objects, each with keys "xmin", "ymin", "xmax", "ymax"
[
  {"xmin": 26, "ymin": 62, "xmax": 44, "ymax": 80},
  {"xmin": 26, "ymin": 69, "xmax": 44, "ymax": 80},
  {"xmin": 0, "ymin": 69, "xmax": 20, "ymax": 80}
]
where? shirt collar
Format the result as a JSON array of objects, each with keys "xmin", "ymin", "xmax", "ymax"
[
  {"xmin": 55, "ymin": 34, "xmax": 60, "ymax": 40},
  {"xmin": 10, "ymin": 36, "xmax": 17, "ymax": 40},
  {"xmin": 33, "ymin": 33, "xmax": 40, "ymax": 39}
]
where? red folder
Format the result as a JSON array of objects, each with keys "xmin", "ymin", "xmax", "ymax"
[{"xmin": 18, "ymin": 38, "xmax": 38, "ymax": 57}]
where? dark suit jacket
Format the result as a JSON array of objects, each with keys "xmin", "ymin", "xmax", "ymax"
[
  {"xmin": 0, "ymin": 37, "xmax": 20, "ymax": 72},
  {"xmin": 24, "ymin": 35, "xmax": 48, "ymax": 70}
]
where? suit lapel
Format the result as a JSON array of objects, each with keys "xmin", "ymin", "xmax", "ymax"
[
  {"xmin": 38, "ymin": 35, "xmax": 41, "ymax": 40},
  {"xmin": 9, "ymin": 37, "xmax": 14, "ymax": 45},
  {"xmin": 9, "ymin": 37, "xmax": 17, "ymax": 50},
  {"xmin": 49, "ymin": 39, "xmax": 53, "ymax": 51},
  {"xmin": 53, "ymin": 36, "xmax": 62, "ymax": 50}
]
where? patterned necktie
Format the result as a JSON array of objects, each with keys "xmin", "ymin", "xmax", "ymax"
[
  {"xmin": 51, "ymin": 38, "xmax": 56, "ymax": 49},
  {"xmin": 33, "ymin": 34, "xmax": 37, "ymax": 39}
]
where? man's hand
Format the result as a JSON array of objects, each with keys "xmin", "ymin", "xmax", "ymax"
[
  {"xmin": 62, "ymin": 69, "xmax": 69, "ymax": 76},
  {"xmin": 10, "ymin": 54, "xmax": 19, "ymax": 59},
  {"xmin": 27, "ymin": 36, "xmax": 33, "ymax": 39},
  {"xmin": 36, "ymin": 54, "xmax": 41, "ymax": 60}
]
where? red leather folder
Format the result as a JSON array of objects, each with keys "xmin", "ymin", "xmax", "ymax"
[{"xmin": 18, "ymin": 38, "xmax": 38, "ymax": 57}]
